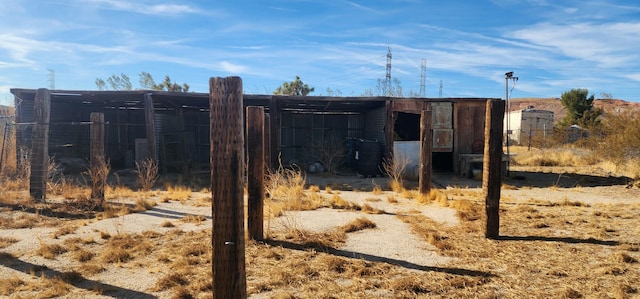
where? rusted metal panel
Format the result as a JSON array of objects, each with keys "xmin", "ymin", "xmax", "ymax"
[
  {"xmin": 433, "ymin": 128, "xmax": 453, "ymax": 151},
  {"xmin": 431, "ymin": 102, "xmax": 453, "ymax": 129}
]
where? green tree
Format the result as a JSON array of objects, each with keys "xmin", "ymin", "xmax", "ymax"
[
  {"xmin": 559, "ymin": 88, "xmax": 602, "ymax": 128},
  {"xmin": 97, "ymin": 72, "xmax": 189, "ymax": 92},
  {"xmin": 99, "ymin": 73, "xmax": 132, "ymax": 90},
  {"xmin": 274, "ymin": 76, "xmax": 314, "ymax": 96}
]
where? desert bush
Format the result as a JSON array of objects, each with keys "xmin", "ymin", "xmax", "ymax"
[
  {"xmin": 135, "ymin": 158, "xmax": 158, "ymax": 191},
  {"xmin": 596, "ymin": 111, "xmax": 640, "ymax": 177},
  {"xmin": 381, "ymin": 155, "xmax": 409, "ymax": 192},
  {"xmin": 310, "ymin": 133, "xmax": 347, "ymax": 174}
]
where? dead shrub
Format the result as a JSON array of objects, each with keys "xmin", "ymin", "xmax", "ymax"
[
  {"xmin": 136, "ymin": 158, "xmax": 159, "ymax": 191},
  {"xmin": 382, "ymin": 155, "xmax": 409, "ymax": 192}
]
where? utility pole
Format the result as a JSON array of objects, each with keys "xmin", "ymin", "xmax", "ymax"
[
  {"xmin": 504, "ymin": 71, "xmax": 518, "ymax": 177},
  {"xmin": 386, "ymin": 47, "xmax": 392, "ymax": 96},
  {"xmin": 47, "ymin": 69, "xmax": 55, "ymax": 90},
  {"xmin": 419, "ymin": 59, "xmax": 426, "ymax": 97},
  {"xmin": 439, "ymin": 80, "xmax": 443, "ymax": 98}
]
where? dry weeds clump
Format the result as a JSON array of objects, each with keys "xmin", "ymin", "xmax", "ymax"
[
  {"xmin": 0, "ymin": 236, "xmax": 19, "ymax": 249},
  {"xmin": 340, "ymin": 217, "xmax": 376, "ymax": 233},
  {"xmin": 416, "ymin": 188, "xmax": 449, "ymax": 205},
  {"xmin": 265, "ymin": 165, "xmax": 327, "ymax": 215},
  {"xmin": 382, "ymin": 155, "xmax": 410, "ymax": 192},
  {"xmin": 161, "ymin": 184, "xmax": 192, "ymax": 202},
  {"xmin": 136, "ymin": 158, "xmax": 159, "ymax": 191},
  {"xmin": 510, "ymin": 146, "xmax": 599, "ymax": 167}
]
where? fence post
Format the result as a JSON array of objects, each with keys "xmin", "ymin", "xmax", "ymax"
[
  {"xmin": 483, "ymin": 99, "xmax": 505, "ymax": 239},
  {"xmin": 144, "ymin": 93, "xmax": 157, "ymax": 164},
  {"xmin": 246, "ymin": 106, "xmax": 265, "ymax": 240},
  {"xmin": 210, "ymin": 77, "xmax": 247, "ymax": 299},
  {"xmin": 30, "ymin": 88, "xmax": 50, "ymax": 202},
  {"xmin": 419, "ymin": 107, "xmax": 432, "ymax": 194},
  {"xmin": 264, "ymin": 113, "xmax": 271, "ymax": 170},
  {"xmin": 90, "ymin": 112, "xmax": 106, "ymax": 204}
]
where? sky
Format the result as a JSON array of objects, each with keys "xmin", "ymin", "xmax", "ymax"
[{"xmin": 1, "ymin": 0, "xmax": 640, "ymax": 106}]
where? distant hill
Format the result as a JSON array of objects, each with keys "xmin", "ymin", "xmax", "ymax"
[{"xmin": 508, "ymin": 98, "xmax": 640, "ymax": 125}]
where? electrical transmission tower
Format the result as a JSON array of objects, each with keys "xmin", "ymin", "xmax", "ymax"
[
  {"xmin": 439, "ymin": 80, "xmax": 443, "ymax": 98},
  {"xmin": 385, "ymin": 47, "xmax": 392, "ymax": 96},
  {"xmin": 47, "ymin": 69, "xmax": 55, "ymax": 90},
  {"xmin": 419, "ymin": 59, "xmax": 426, "ymax": 97}
]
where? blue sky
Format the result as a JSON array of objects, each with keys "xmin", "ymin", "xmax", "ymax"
[{"xmin": 1, "ymin": 0, "xmax": 640, "ymax": 106}]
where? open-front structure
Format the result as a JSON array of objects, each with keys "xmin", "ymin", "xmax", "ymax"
[{"xmin": 10, "ymin": 88, "xmax": 497, "ymax": 176}]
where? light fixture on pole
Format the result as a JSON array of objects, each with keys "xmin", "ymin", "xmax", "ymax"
[{"xmin": 504, "ymin": 71, "xmax": 518, "ymax": 177}]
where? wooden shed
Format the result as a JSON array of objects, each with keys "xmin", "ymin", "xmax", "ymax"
[{"xmin": 10, "ymin": 88, "xmax": 496, "ymax": 176}]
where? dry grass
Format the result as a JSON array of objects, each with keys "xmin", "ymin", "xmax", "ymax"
[
  {"xmin": 161, "ymin": 184, "xmax": 192, "ymax": 202},
  {"xmin": 133, "ymin": 198, "xmax": 157, "ymax": 212},
  {"xmin": 416, "ymin": 189, "xmax": 449, "ymax": 206},
  {"xmin": 510, "ymin": 146, "xmax": 599, "ymax": 167},
  {"xmin": 0, "ymin": 236, "xmax": 19, "ymax": 249},
  {"xmin": 35, "ymin": 242, "xmax": 67, "ymax": 259},
  {"xmin": 340, "ymin": 217, "xmax": 376, "ymax": 233}
]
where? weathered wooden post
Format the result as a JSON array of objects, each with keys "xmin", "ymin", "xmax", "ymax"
[
  {"xmin": 483, "ymin": 99, "xmax": 505, "ymax": 239},
  {"xmin": 419, "ymin": 107, "xmax": 432, "ymax": 194},
  {"xmin": 90, "ymin": 112, "xmax": 106, "ymax": 203},
  {"xmin": 144, "ymin": 93, "xmax": 157, "ymax": 163},
  {"xmin": 264, "ymin": 113, "xmax": 271, "ymax": 170},
  {"xmin": 30, "ymin": 88, "xmax": 50, "ymax": 202},
  {"xmin": 210, "ymin": 77, "xmax": 246, "ymax": 298},
  {"xmin": 246, "ymin": 106, "xmax": 265, "ymax": 240}
]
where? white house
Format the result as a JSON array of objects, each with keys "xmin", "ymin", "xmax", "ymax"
[{"xmin": 504, "ymin": 107, "xmax": 554, "ymax": 145}]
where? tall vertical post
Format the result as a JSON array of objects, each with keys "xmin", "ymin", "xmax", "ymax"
[
  {"xmin": 30, "ymin": 88, "xmax": 50, "ymax": 202},
  {"xmin": 246, "ymin": 106, "xmax": 265, "ymax": 240},
  {"xmin": 90, "ymin": 112, "xmax": 106, "ymax": 203},
  {"xmin": 419, "ymin": 108, "xmax": 432, "ymax": 194},
  {"xmin": 268, "ymin": 97, "xmax": 281, "ymax": 168},
  {"xmin": 483, "ymin": 99, "xmax": 505, "ymax": 239},
  {"xmin": 144, "ymin": 93, "xmax": 157, "ymax": 164},
  {"xmin": 210, "ymin": 77, "xmax": 246, "ymax": 299},
  {"xmin": 264, "ymin": 113, "xmax": 271, "ymax": 170}
]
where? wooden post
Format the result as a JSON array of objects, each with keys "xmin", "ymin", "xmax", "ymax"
[
  {"xmin": 483, "ymin": 99, "xmax": 505, "ymax": 239},
  {"xmin": 269, "ymin": 97, "xmax": 281, "ymax": 168},
  {"xmin": 264, "ymin": 113, "xmax": 271, "ymax": 170},
  {"xmin": 90, "ymin": 112, "xmax": 106, "ymax": 203},
  {"xmin": 210, "ymin": 77, "xmax": 246, "ymax": 299},
  {"xmin": 419, "ymin": 107, "xmax": 432, "ymax": 194},
  {"xmin": 384, "ymin": 99, "xmax": 394, "ymax": 161},
  {"xmin": 246, "ymin": 106, "xmax": 265, "ymax": 240},
  {"xmin": 144, "ymin": 93, "xmax": 157, "ymax": 163},
  {"xmin": 30, "ymin": 88, "xmax": 50, "ymax": 202}
]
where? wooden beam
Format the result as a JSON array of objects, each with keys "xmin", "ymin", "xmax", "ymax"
[
  {"xmin": 30, "ymin": 88, "xmax": 50, "ymax": 202},
  {"xmin": 269, "ymin": 97, "xmax": 281, "ymax": 168},
  {"xmin": 384, "ymin": 100, "xmax": 394, "ymax": 161},
  {"xmin": 483, "ymin": 99, "xmax": 505, "ymax": 239},
  {"xmin": 90, "ymin": 112, "xmax": 106, "ymax": 203},
  {"xmin": 210, "ymin": 77, "xmax": 247, "ymax": 299},
  {"xmin": 144, "ymin": 93, "xmax": 157, "ymax": 163},
  {"xmin": 264, "ymin": 113, "xmax": 271, "ymax": 170},
  {"xmin": 246, "ymin": 106, "xmax": 265, "ymax": 240},
  {"xmin": 419, "ymin": 107, "xmax": 432, "ymax": 194}
]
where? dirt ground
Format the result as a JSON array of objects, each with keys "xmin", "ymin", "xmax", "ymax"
[{"xmin": 0, "ymin": 165, "xmax": 638, "ymax": 298}]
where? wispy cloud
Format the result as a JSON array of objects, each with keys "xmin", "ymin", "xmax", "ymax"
[{"xmin": 79, "ymin": 0, "xmax": 208, "ymax": 16}]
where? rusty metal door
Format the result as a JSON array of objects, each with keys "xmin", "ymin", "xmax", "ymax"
[{"xmin": 431, "ymin": 102, "xmax": 453, "ymax": 152}]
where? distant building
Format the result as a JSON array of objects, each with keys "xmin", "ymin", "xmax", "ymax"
[{"xmin": 504, "ymin": 107, "xmax": 554, "ymax": 145}]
